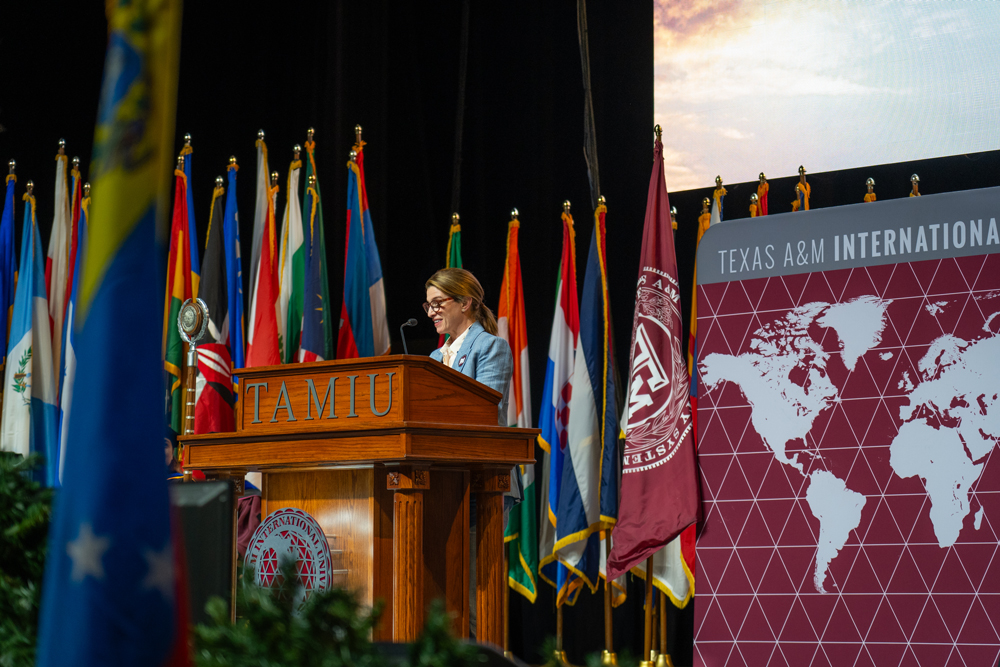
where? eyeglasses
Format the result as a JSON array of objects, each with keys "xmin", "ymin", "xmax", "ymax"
[{"xmin": 422, "ymin": 297, "xmax": 455, "ymax": 314}]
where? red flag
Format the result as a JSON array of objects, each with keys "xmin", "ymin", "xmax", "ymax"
[
  {"xmin": 246, "ymin": 182, "xmax": 281, "ymax": 367},
  {"xmin": 606, "ymin": 134, "xmax": 699, "ymax": 580}
]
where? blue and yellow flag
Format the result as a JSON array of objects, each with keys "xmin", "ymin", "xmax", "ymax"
[
  {"xmin": 224, "ymin": 160, "xmax": 245, "ymax": 375},
  {"xmin": 36, "ymin": 0, "xmax": 189, "ymax": 664},
  {"xmin": 0, "ymin": 169, "xmax": 16, "ymax": 360}
]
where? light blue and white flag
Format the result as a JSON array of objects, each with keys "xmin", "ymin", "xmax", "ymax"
[{"xmin": 1, "ymin": 188, "xmax": 58, "ymax": 485}]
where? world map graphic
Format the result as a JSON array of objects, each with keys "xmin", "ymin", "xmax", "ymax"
[{"xmin": 693, "ymin": 254, "xmax": 1000, "ymax": 667}]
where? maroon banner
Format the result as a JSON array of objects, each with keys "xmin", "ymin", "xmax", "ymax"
[{"xmin": 607, "ymin": 137, "xmax": 699, "ymax": 580}]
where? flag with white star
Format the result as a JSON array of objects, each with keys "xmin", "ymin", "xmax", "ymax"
[{"xmin": 36, "ymin": 0, "xmax": 189, "ymax": 665}]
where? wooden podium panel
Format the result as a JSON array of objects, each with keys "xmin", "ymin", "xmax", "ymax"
[{"xmin": 180, "ymin": 356, "xmax": 535, "ymax": 645}]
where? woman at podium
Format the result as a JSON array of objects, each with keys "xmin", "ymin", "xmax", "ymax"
[
  {"xmin": 424, "ymin": 268, "xmax": 513, "ymax": 424},
  {"xmin": 425, "ymin": 267, "xmax": 522, "ymax": 639}
]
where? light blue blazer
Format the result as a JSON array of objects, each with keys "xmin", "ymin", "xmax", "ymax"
[
  {"xmin": 430, "ymin": 321, "xmax": 513, "ymax": 425},
  {"xmin": 430, "ymin": 321, "xmax": 523, "ymax": 505}
]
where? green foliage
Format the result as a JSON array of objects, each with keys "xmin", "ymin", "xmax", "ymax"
[
  {"xmin": 193, "ymin": 558, "xmax": 384, "ymax": 667},
  {"xmin": 406, "ymin": 599, "xmax": 482, "ymax": 667},
  {"xmin": 195, "ymin": 560, "xmax": 495, "ymax": 667},
  {"xmin": 0, "ymin": 453, "xmax": 54, "ymax": 667}
]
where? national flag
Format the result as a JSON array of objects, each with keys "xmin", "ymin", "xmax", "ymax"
[
  {"xmin": 35, "ymin": 1, "xmax": 189, "ymax": 662},
  {"xmin": 0, "ymin": 168, "xmax": 17, "ymax": 360},
  {"xmin": 538, "ymin": 206, "xmax": 584, "ymax": 605},
  {"xmin": 606, "ymin": 133, "xmax": 698, "ymax": 581},
  {"xmin": 709, "ymin": 191, "xmax": 721, "ymax": 227},
  {"xmin": 0, "ymin": 185, "xmax": 57, "ymax": 486},
  {"xmin": 711, "ymin": 180, "xmax": 726, "ymax": 223},
  {"xmin": 498, "ymin": 211, "xmax": 536, "ymax": 602},
  {"xmin": 45, "ymin": 146, "xmax": 71, "ymax": 375},
  {"xmin": 63, "ymin": 159, "xmax": 83, "ymax": 326},
  {"xmin": 163, "ymin": 162, "xmax": 193, "ymax": 438},
  {"xmin": 223, "ymin": 159, "xmax": 245, "ymax": 376},
  {"xmin": 277, "ymin": 153, "xmax": 305, "ymax": 362},
  {"xmin": 194, "ymin": 177, "xmax": 234, "ymax": 434},
  {"xmin": 337, "ymin": 141, "xmax": 389, "ymax": 358},
  {"xmin": 302, "ymin": 132, "xmax": 334, "ymax": 359},
  {"xmin": 180, "ymin": 136, "xmax": 200, "ymax": 296},
  {"xmin": 757, "ymin": 175, "xmax": 769, "ymax": 216},
  {"xmin": 248, "ymin": 133, "xmax": 270, "ymax": 310},
  {"xmin": 438, "ymin": 214, "xmax": 462, "ymax": 348},
  {"xmin": 245, "ymin": 172, "xmax": 281, "ymax": 367},
  {"xmin": 552, "ymin": 200, "xmax": 620, "ymax": 597},
  {"xmin": 299, "ymin": 176, "xmax": 325, "ymax": 362},
  {"xmin": 57, "ymin": 185, "xmax": 89, "ymax": 485}
]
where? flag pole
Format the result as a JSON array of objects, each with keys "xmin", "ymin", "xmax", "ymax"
[
  {"xmin": 601, "ymin": 531, "xmax": 618, "ymax": 666},
  {"xmin": 640, "ymin": 555, "xmax": 655, "ymax": 667},
  {"xmin": 554, "ymin": 603, "xmax": 569, "ymax": 665},
  {"xmin": 503, "ymin": 544, "xmax": 512, "ymax": 659},
  {"xmin": 651, "ymin": 586, "xmax": 659, "ymax": 662},
  {"xmin": 656, "ymin": 590, "xmax": 674, "ymax": 667}
]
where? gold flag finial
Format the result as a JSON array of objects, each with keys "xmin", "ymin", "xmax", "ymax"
[
  {"xmin": 355, "ymin": 124, "xmax": 363, "ymax": 144},
  {"xmin": 563, "ymin": 200, "xmax": 571, "ymax": 213},
  {"xmin": 184, "ymin": 133, "xmax": 192, "ymax": 146},
  {"xmin": 229, "ymin": 155, "xmax": 237, "ymax": 166},
  {"xmin": 7, "ymin": 160, "xmax": 14, "ymax": 175},
  {"xmin": 215, "ymin": 176, "xmax": 224, "ymax": 188},
  {"xmin": 598, "ymin": 195, "xmax": 607, "ymax": 206},
  {"xmin": 58, "ymin": 139, "xmax": 66, "ymax": 155},
  {"xmin": 307, "ymin": 127, "xmax": 315, "ymax": 142},
  {"xmin": 177, "ymin": 155, "xmax": 184, "ymax": 169},
  {"xmin": 72, "ymin": 156, "xmax": 80, "ymax": 169},
  {"xmin": 654, "ymin": 125, "xmax": 662, "ymax": 142},
  {"xmin": 258, "ymin": 129, "xmax": 265, "ymax": 142},
  {"xmin": 270, "ymin": 171, "xmax": 278, "ymax": 187},
  {"xmin": 349, "ymin": 150, "xmax": 357, "ymax": 163},
  {"xmin": 451, "ymin": 212, "xmax": 460, "ymax": 225},
  {"xmin": 293, "ymin": 144, "xmax": 301, "ymax": 160},
  {"xmin": 83, "ymin": 182, "xmax": 90, "ymax": 197},
  {"xmin": 26, "ymin": 180, "xmax": 34, "ymax": 195},
  {"xmin": 511, "ymin": 207, "xmax": 519, "ymax": 220}
]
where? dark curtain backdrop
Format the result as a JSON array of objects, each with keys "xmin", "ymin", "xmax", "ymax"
[{"xmin": 4, "ymin": 2, "xmax": 1000, "ymax": 664}]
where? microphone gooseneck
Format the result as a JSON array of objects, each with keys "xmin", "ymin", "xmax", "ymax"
[{"xmin": 400, "ymin": 318, "xmax": 418, "ymax": 355}]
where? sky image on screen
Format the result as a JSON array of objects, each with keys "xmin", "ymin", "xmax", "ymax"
[{"xmin": 654, "ymin": 0, "xmax": 1000, "ymax": 192}]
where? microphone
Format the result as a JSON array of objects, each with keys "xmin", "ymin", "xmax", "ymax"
[{"xmin": 399, "ymin": 318, "xmax": 418, "ymax": 355}]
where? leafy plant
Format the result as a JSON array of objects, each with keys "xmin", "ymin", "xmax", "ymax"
[
  {"xmin": 406, "ymin": 599, "xmax": 482, "ymax": 667},
  {"xmin": 0, "ymin": 453, "xmax": 54, "ymax": 667},
  {"xmin": 193, "ymin": 558, "xmax": 384, "ymax": 667}
]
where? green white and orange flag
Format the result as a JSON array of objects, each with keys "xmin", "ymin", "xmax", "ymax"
[
  {"xmin": 277, "ymin": 152, "xmax": 304, "ymax": 362},
  {"xmin": 162, "ymin": 160, "xmax": 193, "ymax": 439},
  {"xmin": 498, "ymin": 211, "xmax": 537, "ymax": 602}
]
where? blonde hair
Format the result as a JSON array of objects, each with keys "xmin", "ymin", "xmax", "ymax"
[{"xmin": 425, "ymin": 268, "xmax": 498, "ymax": 336}]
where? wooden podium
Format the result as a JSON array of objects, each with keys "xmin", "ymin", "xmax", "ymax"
[{"xmin": 180, "ymin": 355, "xmax": 537, "ymax": 645}]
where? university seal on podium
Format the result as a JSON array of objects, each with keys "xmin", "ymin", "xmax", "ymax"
[{"xmin": 244, "ymin": 507, "xmax": 333, "ymax": 601}]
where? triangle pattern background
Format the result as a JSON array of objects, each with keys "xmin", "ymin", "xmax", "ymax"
[{"xmin": 694, "ymin": 253, "xmax": 1000, "ymax": 666}]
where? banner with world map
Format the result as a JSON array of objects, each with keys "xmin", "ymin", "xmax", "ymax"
[{"xmin": 692, "ymin": 187, "xmax": 1000, "ymax": 667}]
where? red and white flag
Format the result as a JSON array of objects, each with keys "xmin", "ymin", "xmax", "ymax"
[
  {"xmin": 245, "ymin": 178, "xmax": 281, "ymax": 367},
  {"xmin": 46, "ymin": 150, "xmax": 71, "ymax": 374},
  {"xmin": 606, "ymin": 133, "xmax": 699, "ymax": 580}
]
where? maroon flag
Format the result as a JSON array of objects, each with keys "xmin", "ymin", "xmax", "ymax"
[{"xmin": 606, "ymin": 133, "xmax": 699, "ymax": 580}]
